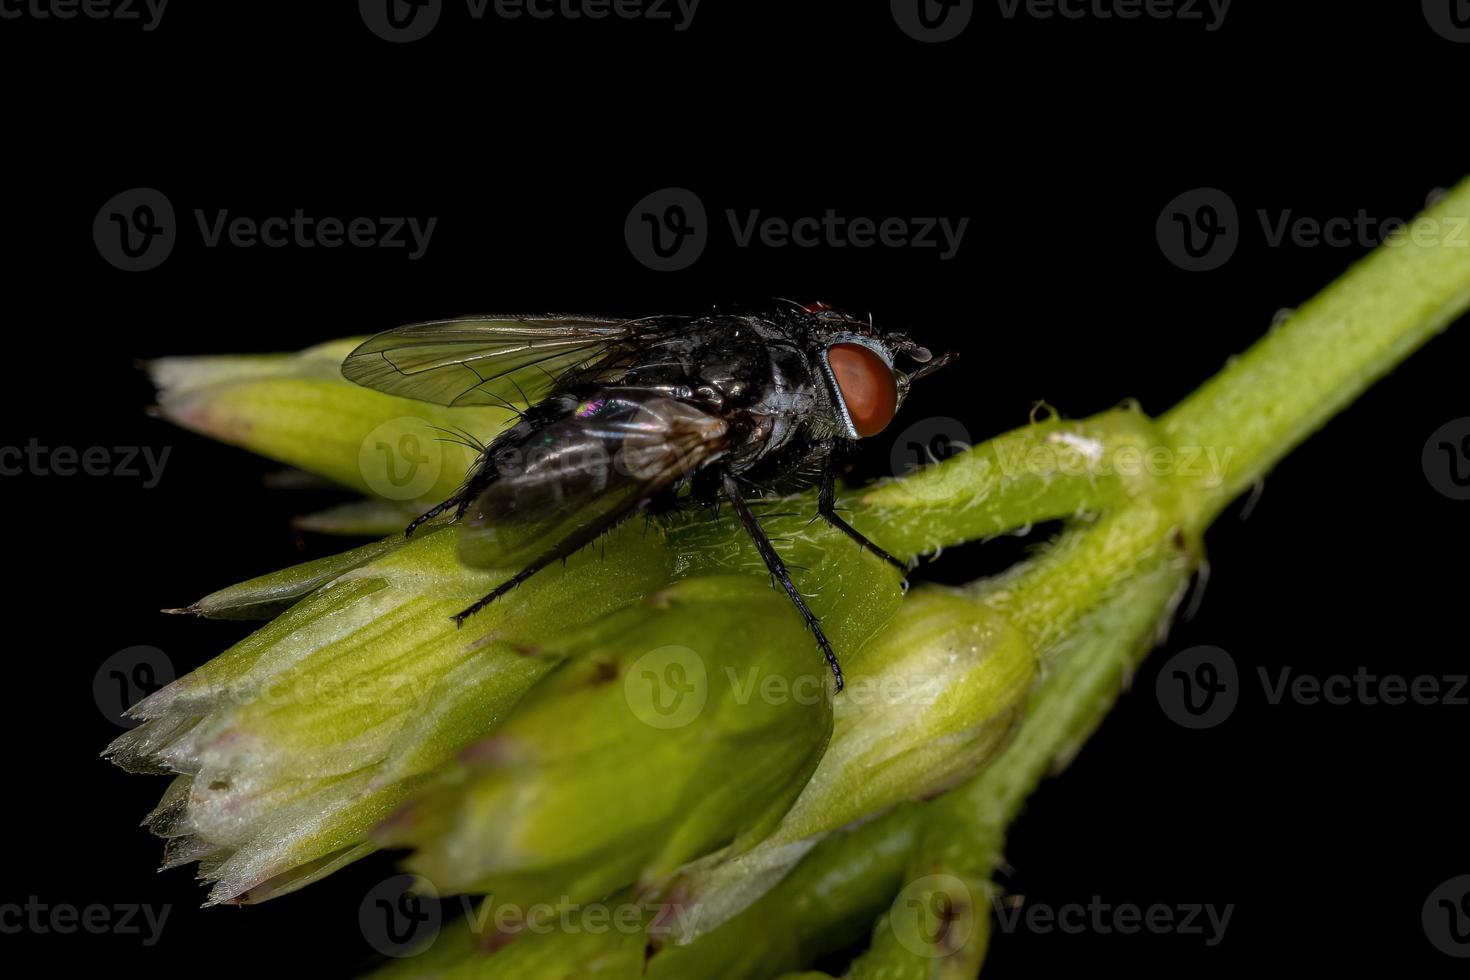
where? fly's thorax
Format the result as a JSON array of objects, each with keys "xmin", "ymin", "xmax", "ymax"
[{"xmin": 724, "ymin": 319, "xmax": 823, "ymax": 462}]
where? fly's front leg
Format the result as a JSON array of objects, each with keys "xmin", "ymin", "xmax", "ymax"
[
  {"xmin": 405, "ymin": 496, "xmax": 459, "ymax": 537},
  {"xmin": 720, "ymin": 468, "xmax": 844, "ymax": 693},
  {"xmin": 817, "ymin": 451, "xmax": 908, "ymax": 572},
  {"xmin": 408, "ymin": 456, "xmax": 496, "ymax": 537}
]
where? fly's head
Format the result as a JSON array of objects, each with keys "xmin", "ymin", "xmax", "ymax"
[{"xmin": 787, "ymin": 301, "xmax": 956, "ymax": 441}]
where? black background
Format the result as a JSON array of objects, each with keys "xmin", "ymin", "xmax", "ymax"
[{"xmin": 2, "ymin": 2, "xmax": 1467, "ymax": 976}]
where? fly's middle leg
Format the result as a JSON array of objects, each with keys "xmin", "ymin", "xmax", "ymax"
[
  {"xmin": 817, "ymin": 453, "xmax": 908, "ymax": 572},
  {"xmin": 720, "ymin": 468, "xmax": 845, "ymax": 694}
]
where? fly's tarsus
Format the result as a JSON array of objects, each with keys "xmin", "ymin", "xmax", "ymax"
[
  {"xmin": 406, "ymin": 496, "xmax": 460, "ymax": 537},
  {"xmin": 816, "ymin": 507, "xmax": 909, "ymax": 572}
]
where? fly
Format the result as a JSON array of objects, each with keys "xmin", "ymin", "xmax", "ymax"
[{"xmin": 341, "ymin": 302, "xmax": 954, "ymax": 693}]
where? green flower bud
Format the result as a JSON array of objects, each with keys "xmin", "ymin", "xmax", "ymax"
[
  {"xmin": 149, "ymin": 339, "xmax": 509, "ymax": 507},
  {"xmin": 378, "ymin": 576, "xmax": 834, "ymax": 913},
  {"xmin": 666, "ymin": 586, "xmax": 1036, "ymax": 941},
  {"xmin": 106, "ymin": 522, "xmax": 672, "ymax": 904}
]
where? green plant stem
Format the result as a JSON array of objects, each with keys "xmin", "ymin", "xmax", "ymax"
[
  {"xmin": 1162, "ymin": 179, "xmax": 1470, "ymax": 527},
  {"xmin": 977, "ymin": 180, "xmax": 1470, "ymax": 829}
]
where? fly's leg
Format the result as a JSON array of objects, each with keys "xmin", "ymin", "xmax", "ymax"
[
  {"xmin": 452, "ymin": 491, "xmax": 641, "ymax": 626},
  {"xmin": 817, "ymin": 454, "xmax": 908, "ymax": 572},
  {"xmin": 720, "ymin": 468, "xmax": 845, "ymax": 693},
  {"xmin": 405, "ymin": 496, "xmax": 460, "ymax": 537},
  {"xmin": 408, "ymin": 456, "xmax": 497, "ymax": 537},
  {"xmin": 689, "ymin": 467, "xmax": 722, "ymax": 507},
  {"xmin": 452, "ymin": 553, "xmax": 562, "ymax": 626}
]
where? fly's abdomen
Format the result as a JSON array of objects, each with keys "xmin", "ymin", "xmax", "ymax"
[{"xmin": 458, "ymin": 391, "xmax": 729, "ymax": 569}]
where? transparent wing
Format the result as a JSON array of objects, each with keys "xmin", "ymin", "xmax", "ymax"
[
  {"xmin": 458, "ymin": 393, "xmax": 730, "ymax": 568},
  {"xmin": 341, "ymin": 316, "xmax": 662, "ymax": 410}
]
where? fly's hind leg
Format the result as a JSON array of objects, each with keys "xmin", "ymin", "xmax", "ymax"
[
  {"xmin": 452, "ymin": 551, "xmax": 565, "ymax": 626},
  {"xmin": 817, "ymin": 452, "xmax": 908, "ymax": 572},
  {"xmin": 720, "ymin": 468, "xmax": 845, "ymax": 693},
  {"xmin": 451, "ymin": 492, "xmax": 643, "ymax": 627}
]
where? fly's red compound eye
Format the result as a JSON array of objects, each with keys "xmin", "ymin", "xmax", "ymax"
[{"xmin": 827, "ymin": 342, "xmax": 898, "ymax": 438}]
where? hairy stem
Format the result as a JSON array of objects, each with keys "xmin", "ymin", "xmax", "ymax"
[{"xmin": 1161, "ymin": 178, "xmax": 1470, "ymax": 528}]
